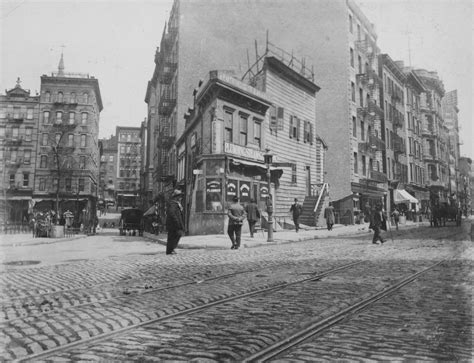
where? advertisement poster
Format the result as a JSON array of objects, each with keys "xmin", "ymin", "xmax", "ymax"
[
  {"xmin": 206, "ymin": 178, "xmax": 222, "ymax": 211},
  {"xmin": 260, "ymin": 184, "xmax": 269, "ymax": 199},
  {"xmin": 226, "ymin": 179, "xmax": 237, "ymax": 201},
  {"xmin": 239, "ymin": 181, "xmax": 250, "ymax": 203}
]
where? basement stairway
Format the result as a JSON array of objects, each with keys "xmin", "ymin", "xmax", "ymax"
[{"xmin": 299, "ymin": 183, "xmax": 329, "ymax": 227}]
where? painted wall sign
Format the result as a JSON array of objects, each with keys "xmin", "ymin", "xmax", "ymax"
[
  {"xmin": 226, "ymin": 179, "xmax": 237, "ymax": 201},
  {"xmin": 239, "ymin": 181, "xmax": 250, "ymax": 203},
  {"xmin": 224, "ymin": 142, "xmax": 264, "ymax": 162}
]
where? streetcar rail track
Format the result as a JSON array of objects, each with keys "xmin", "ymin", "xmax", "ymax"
[
  {"xmin": 242, "ymin": 254, "xmax": 458, "ymax": 362},
  {"xmin": 16, "ymin": 261, "xmax": 364, "ymax": 361}
]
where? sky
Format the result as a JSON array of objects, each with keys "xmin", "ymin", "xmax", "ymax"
[{"xmin": 1, "ymin": 0, "xmax": 473, "ymax": 159}]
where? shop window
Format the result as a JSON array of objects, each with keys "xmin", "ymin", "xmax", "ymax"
[{"xmin": 206, "ymin": 178, "xmax": 223, "ymax": 211}]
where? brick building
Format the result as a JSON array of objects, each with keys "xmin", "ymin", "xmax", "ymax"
[
  {"xmin": 33, "ymin": 54, "xmax": 102, "ymax": 227},
  {"xmin": 0, "ymin": 79, "xmax": 40, "ymax": 224},
  {"xmin": 98, "ymin": 135, "xmax": 118, "ymax": 208}
]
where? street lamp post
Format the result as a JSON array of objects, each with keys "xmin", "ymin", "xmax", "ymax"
[{"xmin": 263, "ymin": 149, "xmax": 274, "ymax": 242}]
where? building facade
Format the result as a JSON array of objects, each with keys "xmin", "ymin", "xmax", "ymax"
[
  {"xmin": 414, "ymin": 69, "xmax": 449, "ymax": 204},
  {"xmin": 34, "ymin": 55, "xmax": 102, "ymax": 227},
  {"xmin": 145, "ymin": 0, "xmax": 388, "ymax": 224},
  {"xmin": 98, "ymin": 135, "xmax": 118, "ymax": 209},
  {"xmin": 115, "ymin": 126, "xmax": 141, "ymax": 208},
  {"xmin": 0, "ymin": 79, "xmax": 40, "ymax": 223}
]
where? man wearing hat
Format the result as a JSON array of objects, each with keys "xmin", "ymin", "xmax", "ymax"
[
  {"xmin": 227, "ymin": 196, "xmax": 246, "ymax": 249},
  {"xmin": 166, "ymin": 189, "xmax": 185, "ymax": 255},
  {"xmin": 369, "ymin": 202, "xmax": 387, "ymax": 245}
]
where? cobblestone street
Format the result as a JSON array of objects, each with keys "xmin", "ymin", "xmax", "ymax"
[{"xmin": 0, "ymin": 221, "xmax": 472, "ymax": 361}]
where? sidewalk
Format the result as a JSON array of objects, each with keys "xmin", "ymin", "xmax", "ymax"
[{"xmin": 144, "ymin": 220, "xmax": 427, "ymax": 250}]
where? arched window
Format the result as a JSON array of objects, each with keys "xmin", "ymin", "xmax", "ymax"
[
  {"xmin": 45, "ymin": 92, "xmax": 51, "ymax": 102},
  {"xmin": 81, "ymin": 112, "xmax": 88, "ymax": 124},
  {"xmin": 56, "ymin": 111, "xmax": 63, "ymax": 123},
  {"xmin": 69, "ymin": 112, "xmax": 75, "ymax": 124},
  {"xmin": 43, "ymin": 111, "xmax": 50, "ymax": 124},
  {"xmin": 40, "ymin": 155, "xmax": 48, "ymax": 168},
  {"xmin": 70, "ymin": 93, "xmax": 76, "ymax": 103},
  {"xmin": 83, "ymin": 93, "xmax": 89, "ymax": 103},
  {"xmin": 57, "ymin": 92, "xmax": 63, "ymax": 102}
]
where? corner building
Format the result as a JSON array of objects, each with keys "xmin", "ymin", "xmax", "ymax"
[{"xmin": 147, "ymin": 0, "xmax": 384, "ymax": 224}]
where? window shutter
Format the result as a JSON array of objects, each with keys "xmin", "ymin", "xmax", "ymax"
[
  {"xmin": 303, "ymin": 121, "xmax": 307, "ymax": 143},
  {"xmin": 269, "ymin": 105, "xmax": 277, "ymax": 130},
  {"xmin": 309, "ymin": 123, "xmax": 314, "ymax": 145},
  {"xmin": 289, "ymin": 116, "xmax": 293, "ymax": 138},
  {"xmin": 277, "ymin": 107, "xmax": 284, "ymax": 130},
  {"xmin": 296, "ymin": 117, "xmax": 301, "ymax": 141}
]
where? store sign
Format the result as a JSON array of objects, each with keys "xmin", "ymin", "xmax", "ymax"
[
  {"xmin": 224, "ymin": 142, "xmax": 264, "ymax": 162},
  {"xmin": 206, "ymin": 178, "xmax": 222, "ymax": 211},
  {"xmin": 226, "ymin": 179, "xmax": 237, "ymax": 200}
]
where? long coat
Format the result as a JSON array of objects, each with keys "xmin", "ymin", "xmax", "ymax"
[
  {"xmin": 245, "ymin": 202, "xmax": 260, "ymax": 222},
  {"xmin": 166, "ymin": 200, "xmax": 185, "ymax": 232},
  {"xmin": 324, "ymin": 205, "xmax": 335, "ymax": 224}
]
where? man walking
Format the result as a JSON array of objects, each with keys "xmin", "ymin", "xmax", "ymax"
[
  {"xmin": 245, "ymin": 198, "xmax": 260, "ymax": 238},
  {"xmin": 370, "ymin": 203, "xmax": 387, "ymax": 245},
  {"xmin": 324, "ymin": 202, "xmax": 335, "ymax": 231},
  {"xmin": 166, "ymin": 189, "xmax": 185, "ymax": 255},
  {"xmin": 290, "ymin": 198, "xmax": 303, "ymax": 232},
  {"xmin": 391, "ymin": 207, "xmax": 400, "ymax": 230},
  {"xmin": 227, "ymin": 196, "xmax": 246, "ymax": 249}
]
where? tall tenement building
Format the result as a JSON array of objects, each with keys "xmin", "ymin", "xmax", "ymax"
[
  {"xmin": 98, "ymin": 135, "xmax": 118, "ymax": 208},
  {"xmin": 0, "ymin": 79, "xmax": 40, "ymax": 223},
  {"xmin": 146, "ymin": 0, "xmax": 385, "ymax": 222},
  {"xmin": 115, "ymin": 126, "xmax": 141, "ymax": 208},
  {"xmin": 34, "ymin": 54, "xmax": 103, "ymax": 225}
]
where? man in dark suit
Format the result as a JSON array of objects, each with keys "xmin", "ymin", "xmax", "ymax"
[
  {"xmin": 290, "ymin": 198, "xmax": 303, "ymax": 232},
  {"xmin": 166, "ymin": 189, "xmax": 185, "ymax": 255},
  {"xmin": 245, "ymin": 199, "xmax": 260, "ymax": 238},
  {"xmin": 227, "ymin": 196, "xmax": 246, "ymax": 249}
]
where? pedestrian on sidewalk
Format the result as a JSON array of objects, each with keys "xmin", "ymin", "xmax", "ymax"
[
  {"xmin": 391, "ymin": 207, "xmax": 400, "ymax": 230},
  {"xmin": 166, "ymin": 189, "xmax": 185, "ymax": 255},
  {"xmin": 245, "ymin": 198, "xmax": 260, "ymax": 238},
  {"xmin": 369, "ymin": 203, "xmax": 387, "ymax": 245},
  {"xmin": 324, "ymin": 202, "xmax": 335, "ymax": 231},
  {"xmin": 290, "ymin": 198, "xmax": 303, "ymax": 232},
  {"xmin": 227, "ymin": 196, "xmax": 246, "ymax": 249}
]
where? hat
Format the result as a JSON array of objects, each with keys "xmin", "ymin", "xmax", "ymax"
[{"xmin": 171, "ymin": 189, "xmax": 182, "ymax": 197}]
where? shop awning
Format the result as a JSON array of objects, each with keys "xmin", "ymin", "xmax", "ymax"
[
  {"xmin": 230, "ymin": 158, "xmax": 282, "ymax": 171},
  {"xmin": 394, "ymin": 189, "xmax": 418, "ymax": 204}
]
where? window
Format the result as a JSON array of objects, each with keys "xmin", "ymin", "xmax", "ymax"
[
  {"xmin": 9, "ymin": 174, "xmax": 15, "ymax": 187},
  {"xmin": 78, "ymin": 178, "xmax": 85, "ymax": 192},
  {"xmin": 360, "ymin": 120, "xmax": 365, "ymax": 140},
  {"xmin": 224, "ymin": 110, "xmax": 233, "ymax": 143},
  {"xmin": 358, "ymin": 55, "xmax": 362, "ymax": 74},
  {"xmin": 39, "ymin": 178, "xmax": 46, "ymax": 191},
  {"xmin": 12, "ymin": 127, "xmax": 19, "ymax": 138},
  {"xmin": 254, "ymin": 119, "xmax": 261, "ymax": 147},
  {"xmin": 81, "ymin": 112, "xmax": 88, "ymax": 124},
  {"xmin": 352, "ymin": 116, "xmax": 357, "ymax": 137},
  {"xmin": 0, "ymin": 109, "xmax": 5, "ymax": 118},
  {"xmin": 56, "ymin": 111, "xmax": 62, "ymax": 123},
  {"xmin": 350, "ymin": 48, "xmax": 354, "ymax": 67},
  {"xmin": 10, "ymin": 150, "xmax": 17, "ymax": 162},
  {"xmin": 27, "ymin": 108, "xmax": 33, "ymax": 119},
  {"xmin": 45, "ymin": 91, "xmax": 51, "ymax": 102},
  {"xmin": 69, "ymin": 112, "xmax": 75, "ymax": 124},
  {"xmin": 41, "ymin": 133, "xmax": 47, "ymax": 146},
  {"xmin": 55, "ymin": 133, "xmax": 61, "ymax": 145},
  {"xmin": 385, "ymin": 128, "xmax": 390, "ymax": 148},
  {"xmin": 53, "ymin": 178, "xmax": 58, "ymax": 190},
  {"xmin": 291, "ymin": 164, "xmax": 297, "ymax": 184},
  {"xmin": 362, "ymin": 156, "xmax": 366, "ymax": 176},
  {"xmin": 80, "ymin": 134, "xmax": 87, "ymax": 147},
  {"xmin": 43, "ymin": 111, "xmax": 50, "ymax": 123},
  {"xmin": 351, "ymin": 82, "xmax": 355, "ymax": 102},
  {"xmin": 357, "ymin": 24, "xmax": 361, "ymax": 40},
  {"xmin": 127, "ymin": 134, "xmax": 131, "ymax": 142},
  {"xmin": 65, "ymin": 178, "xmax": 72, "ymax": 192},
  {"xmin": 120, "ymin": 145, "xmax": 125, "ymax": 153},
  {"xmin": 109, "ymin": 155, "xmax": 113, "ymax": 162},
  {"xmin": 40, "ymin": 155, "xmax": 48, "ymax": 168},
  {"xmin": 289, "ymin": 116, "xmax": 300, "ymax": 140},
  {"xmin": 239, "ymin": 114, "xmax": 248, "ymax": 145},
  {"xmin": 83, "ymin": 93, "xmax": 89, "ymax": 103},
  {"xmin": 79, "ymin": 156, "xmax": 86, "ymax": 169},
  {"xmin": 24, "ymin": 150, "xmax": 31, "ymax": 164},
  {"xmin": 68, "ymin": 134, "xmax": 74, "ymax": 147},
  {"xmin": 25, "ymin": 127, "xmax": 32, "ymax": 141},
  {"xmin": 349, "ymin": 14, "xmax": 353, "ymax": 33},
  {"xmin": 23, "ymin": 173, "xmax": 29, "ymax": 187},
  {"xmin": 57, "ymin": 92, "xmax": 63, "ymax": 102},
  {"xmin": 126, "ymin": 145, "xmax": 131, "ymax": 153},
  {"xmin": 387, "ymin": 157, "xmax": 391, "ymax": 179},
  {"xmin": 70, "ymin": 93, "xmax": 76, "ymax": 103},
  {"xmin": 359, "ymin": 88, "xmax": 363, "ymax": 107},
  {"xmin": 353, "ymin": 152, "xmax": 358, "ymax": 174}
]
